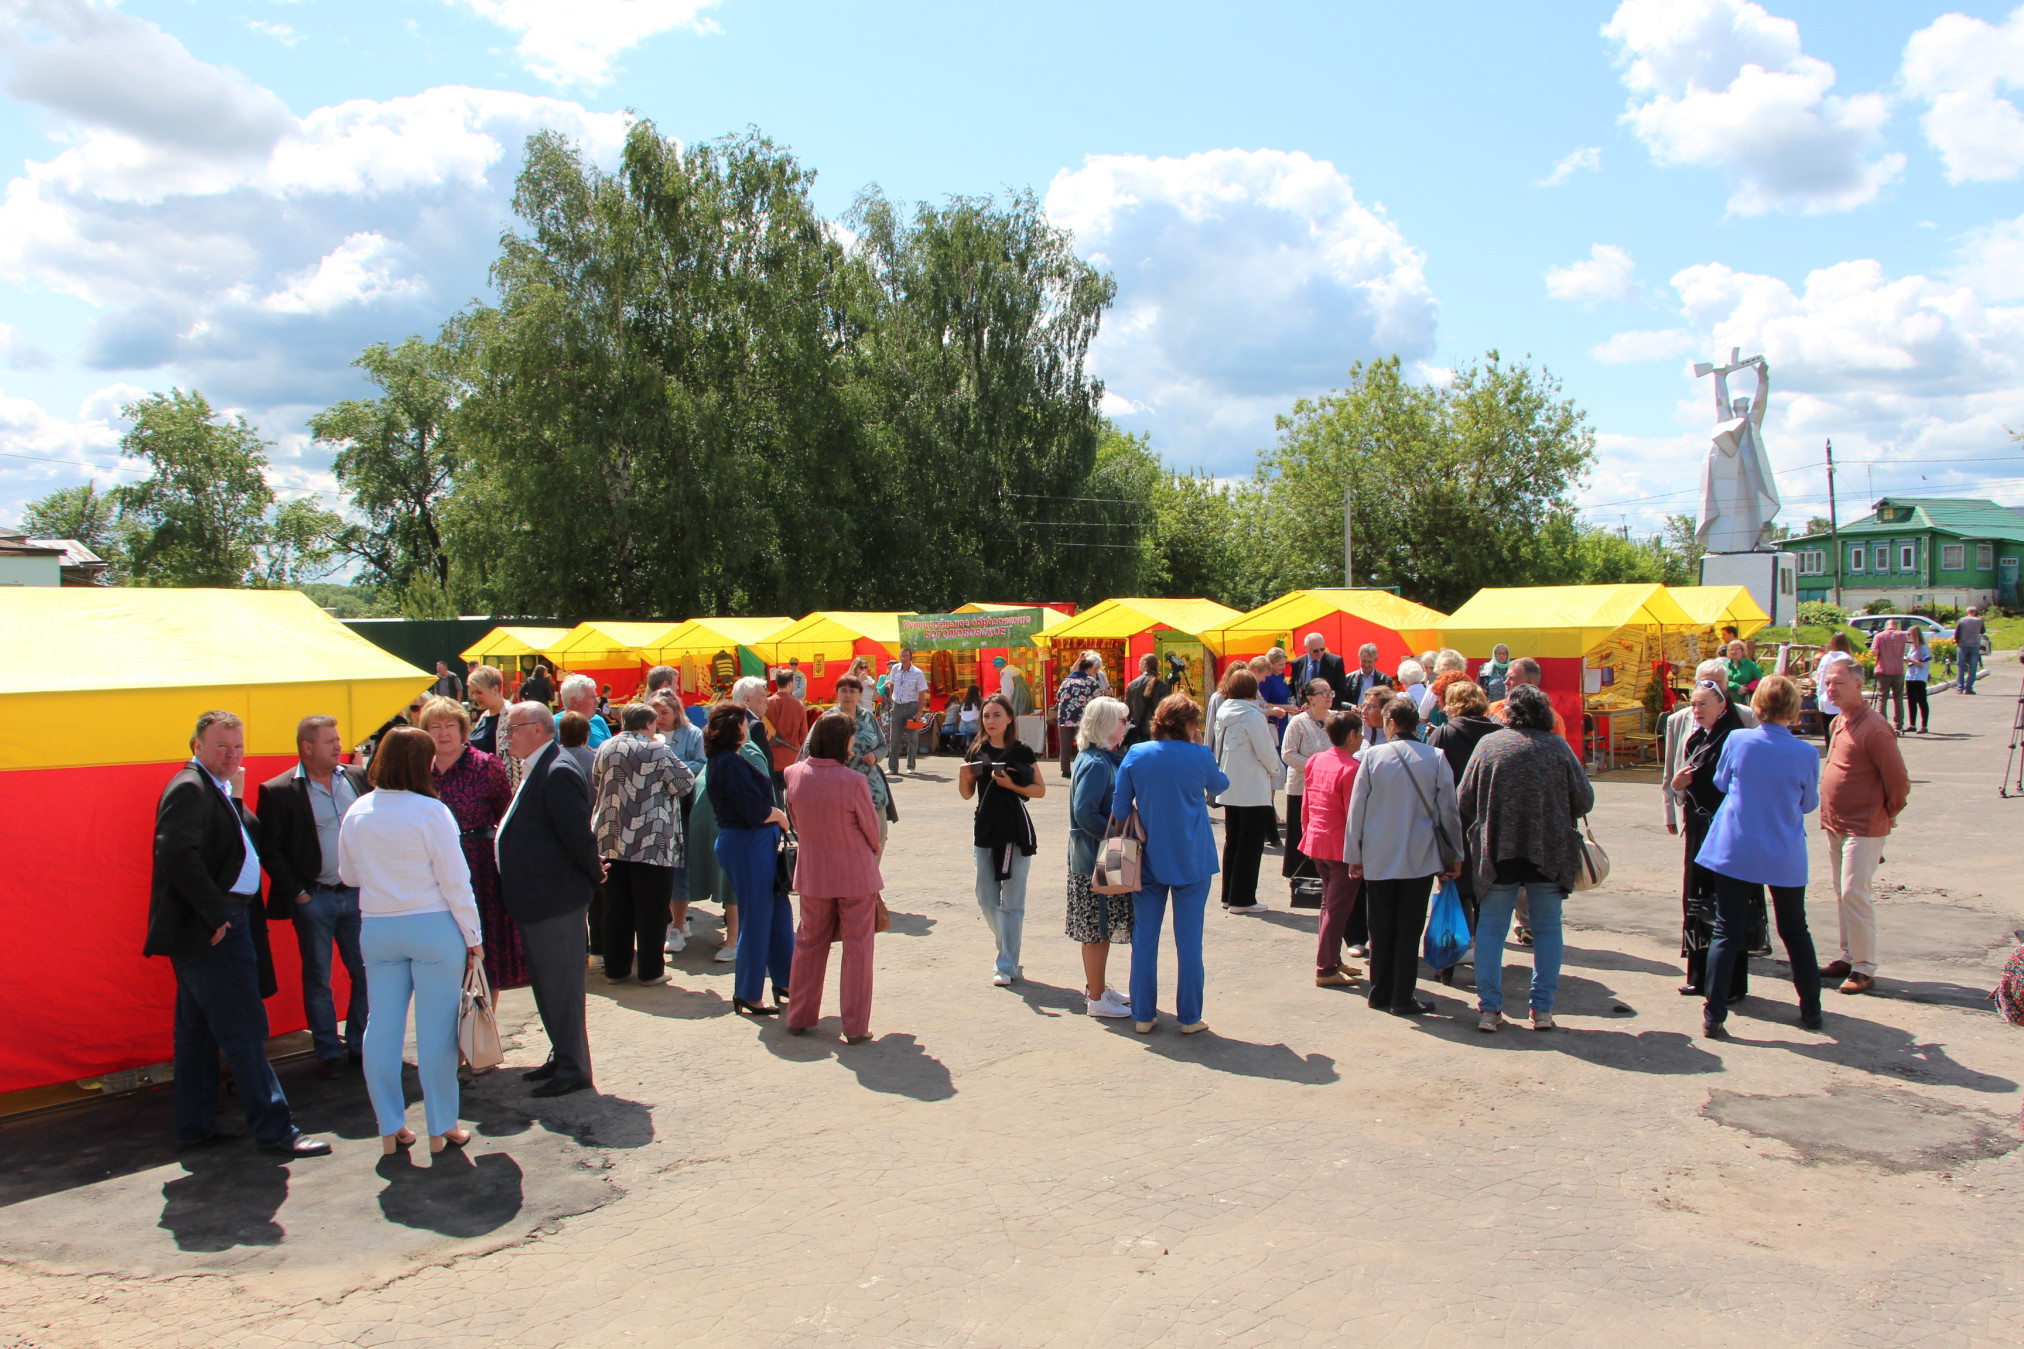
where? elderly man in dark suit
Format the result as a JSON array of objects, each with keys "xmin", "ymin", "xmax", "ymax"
[
  {"xmin": 256, "ymin": 714, "xmax": 371, "ymax": 1079},
  {"xmin": 144, "ymin": 711, "xmax": 331, "ymax": 1156},
  {"xmin": 497, "ymin": 701, "xmax": 604, "ymax": 1097},
  {"xmin": 1291, "ymin": 632, "xmax": 1350, "ymax": 708}
]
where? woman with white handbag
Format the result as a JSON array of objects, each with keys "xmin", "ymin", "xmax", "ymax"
[
  {"xmin": 1067, "ymin": 697, "xmax": 1134, "ymax": 1018},
  {"xmin": 338, "ymin": 727, "xmax": 485, "ymax": 1157}
]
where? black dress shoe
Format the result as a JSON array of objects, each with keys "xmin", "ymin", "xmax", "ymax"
[
  {"xmin": 733, "ymin": 997, "xmax": 780, "ymax": 1016},
  {"xmin": 1799, "ymin": 1010, "xmax": 1825, "ymax": 1031},
  {"xmin": 1390, "ymin": 999, "xmax": 1437, "ymax": 1016},
  {"xmin": 773, "ymin": 985, "xmax": 792, "ymax": 1005},
  {"xmin": 522, "ymin": 1059, "xmax": 558, "ymax": 1082},
  {"xmin": 1678, "ymin": 984, "xmax": 1702, "ymax": 996},
  {"xmin": 1702, "ymin": 1018, "xmax": 1729, "ymax": 1040},
  {"xmin": 530, "ymin": 1078, "xmax": 592, "ymax": 1099},
  {"xmin": 258, "ymin": 1132, "xmax": 333, "ymax": 1157},
  {"xmin": 318, "ymin": 1057, "xmax": 346, "ymax": 1080}
]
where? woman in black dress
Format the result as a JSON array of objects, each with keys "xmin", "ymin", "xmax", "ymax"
[{"xmin": 1669, "ymin": 679, "xmax": 1753, "ymax": 1000}]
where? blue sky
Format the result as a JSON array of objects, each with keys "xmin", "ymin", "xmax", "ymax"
[{"xmin": 3, "ymin": 0, "xmax": 2022, "ymax": 541}]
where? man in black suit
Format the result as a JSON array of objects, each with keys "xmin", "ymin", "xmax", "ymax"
[
  {"xmin": 144, "ymin": 711, "xmax": 331, "ymax": 1157},
  {"xmin": 1342, "ymin": 641, "xmax": 1395, "ymax": 707},
  {"xmin": 1291, "ymin": 632, "xmax": 1349, "ymax": 708},
  {"xmin": 496, "ymin": 701, "xmax": 604, "ymax": 1097},
  {"xmin": 256, "ymin": 715, "xmax": 370, "ymax": 1079}
]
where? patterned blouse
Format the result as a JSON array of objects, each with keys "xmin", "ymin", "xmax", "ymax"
[{"xmin": 591, "ymin": 729, "xmax": 694, "ymax": 867}]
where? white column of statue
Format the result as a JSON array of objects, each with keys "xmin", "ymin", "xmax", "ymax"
[{"xmin": 1692, "ymin": 348, "xmax": 1781, "ymax": 553}]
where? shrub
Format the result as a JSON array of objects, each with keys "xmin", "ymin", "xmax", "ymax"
[
  {"xmin": 1796, "ymin": 600, "xmax": 1848, "ymax": 628},
  {"xmin": 1862, "ymin": 598, "xmax": 1896, "ymax": 616}
]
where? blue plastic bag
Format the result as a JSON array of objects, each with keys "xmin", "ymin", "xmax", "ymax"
[{"xmin": 1422, "ymin": 878, "xmax": 1471, "ymax": 970}]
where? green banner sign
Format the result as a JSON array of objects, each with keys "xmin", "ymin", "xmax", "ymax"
[{"xmin": 898, "ymin": 608, "xmax": 1045, "ymax": 652}]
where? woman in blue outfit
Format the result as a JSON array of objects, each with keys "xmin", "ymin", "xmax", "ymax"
[
  {"xmin": 1110, "ymin": 692, "xmax": 1230, "ymax": 1035},
  {"xmin": 706, "ymin": 702, "xmax": 792, "ymax": 1016},
  {"xmin": 1695, "ymin": 674, "xmax": 1826, "ymax": 1037}
]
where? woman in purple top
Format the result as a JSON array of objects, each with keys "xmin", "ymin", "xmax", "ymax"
[
  {"xmin": 1695, "ymin": 675, "xmax": 1825, "ymax": 1037},
  {"xmin": 420, "ymin": 696, "xmax": 524, "ymax": 990}
]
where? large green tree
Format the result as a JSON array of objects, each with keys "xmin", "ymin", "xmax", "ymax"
[
  {"xmin": 112, "ymin": 390, "xmax": 276, "ymax": 587},
  {"xmin": 19, "ymin": 481, "xmax": 122, "ymax": 580}
]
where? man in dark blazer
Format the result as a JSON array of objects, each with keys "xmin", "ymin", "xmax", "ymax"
[
  {"xmin": 1342, "ymin": 641, "xmax": 1395, "ymax": 707},
  {"xmin": 144, "ymin": 710, "xmax": 331, "ymax": 1157},
  {"xmin": 256, "ymin": 714, "xmax": 370, "ymax": 1078},
  {"xmin": 496, "ymin": 701, "xmax": 604, "ymax": 1097},
  {"xmin": 1291, "ymin": 632, "xmax": 1349, "ymax": 708}
]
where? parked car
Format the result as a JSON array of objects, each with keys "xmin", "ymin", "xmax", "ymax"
[{"xmin": 1849, "ymin": 613, "xmax": 1989, "ymax": 653}]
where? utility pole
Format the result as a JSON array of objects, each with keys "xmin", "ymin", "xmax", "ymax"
[
  {"xmin": 1343, "ymin": 482, "xmax": 1353, "ymax": 588},
  {"xmin": 1826, "ymin": 438, "xmax": 1842, "ymax": 608}
]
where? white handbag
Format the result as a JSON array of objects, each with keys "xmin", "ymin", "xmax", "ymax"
[
  {"xmin": 457, "ymin": 958, "xmax": 504, "ymax": 1073},
  {"xmin": 1570, "ymin": 816, "xmax": 1611, "ymax": 893}
]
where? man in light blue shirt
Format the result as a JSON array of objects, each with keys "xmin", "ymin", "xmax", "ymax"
[{"xmin": 561, "ymin": 673, "xmax": 610, "ymax": 747}]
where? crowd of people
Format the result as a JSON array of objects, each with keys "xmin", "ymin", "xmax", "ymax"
[{"xmin": 146, "ymin": 619, "xmax": 1940, "ymax": 1159}]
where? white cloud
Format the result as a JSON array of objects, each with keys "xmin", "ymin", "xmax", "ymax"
[
  {"xmin": 1536, "ymin": 146, "xmax": 1601, "ymax": 187},
  {"xmin": 259, "ymin": 233, "xmax": 427, "ymax": 315},
  {"xmin": 1590, "ymin": 328, "xmax": 1697, "ymax": 363},
  {"xmin": 1545, "ymin": 243, "xmax": 1639, "ymax": 308},
  {"xmin": 1902, "ymin": 6, "xmax": 2024, "ymax": 184},
  {"xmin": 1952, "ymin": 212, "xmax": 2024, "ymax": 302},
  {"xmin": 246, "ymin": 20, "xmax": 303, "ymax": 47},
  {"xmin": 446, "ymin": 0, "xmax": 721, "ymax": 87},
  {"xmin": 1602, "ymin": 0, "xmax": 1903, "ymax": 214},
  {"xmin": 0, "ymin": 382, "xmax": 140, "ymax": 521},
  {"xmin": 1045, "ymin": 148, "xmax": 1437, "ymax": 473},
  {"xmin": 0, "ymin": 323, "xmax": 53, "ymax": 371}
]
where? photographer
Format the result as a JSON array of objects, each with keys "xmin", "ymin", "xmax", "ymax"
[{"xmin": 958, "ymin": 694, "xmax": 1045, "ymax": 987}]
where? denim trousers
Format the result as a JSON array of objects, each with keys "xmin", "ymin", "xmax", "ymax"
[
  {"xmin": 1129, "ymin": 875, "xmax": 1211, "ymax": 1025},
  {"xmin": 717, "ymin": 825, "xmax": 792, "ymax": 1002},
  {"xmin": 1706, "ymin": 872, "xmax": 1822, "ymax": 1026},
  {"xmin": 171, "ymin": 905, "xmax": 296, "ymax": 1146},
  {"xmin": 972, "ymin": 846, "xmax": 1031, "ymax": 976},
  {"xmin": 1475, "ymin": 882, "xmax": 1566, "ymax": 1016},
  {"xmin": 294, "ymin": 884, "xmax": 367, "ymax": 1062},
  {"xmin": 360, "ymin": 910, "xmax": 465, "ymax": 1138},
  {"xmin": 1958, "ymin": 646, "xmax": 1982, "ymax": 692}
]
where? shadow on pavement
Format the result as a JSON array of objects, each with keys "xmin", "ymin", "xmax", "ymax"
[
  {"xmin": 374, "ymin": 1149, "xmax": 525, "ymax": 1238},
  {"xmin": 1012, "ymin": 978, "xmax": 1085, "ymax": 1018},
  {"xmin": 592, "ymin": 982, "xmax": 732, "ymax": 1020},
  {"xmin": 1718, "ymin": 1006, "xmax": 2017, "ymax": 1093},
  {"xmin": 157, "ymin": 1149, "xmax": 290, "ymax": 1252},
  {"xmin": 1554, "ymin": 943, "xmax": 1683, "ymax": 978},
  {"xmin": 1107, "ymin": 1023, "xmax": 1340, "ymax": 1084},
  {"xmin": 840, "ymin": 1033, "xmax": 956, "ymax": 1101},
  {"xmin": 882, "ymin": 911, "xmax": 939, "ymax": 938}
]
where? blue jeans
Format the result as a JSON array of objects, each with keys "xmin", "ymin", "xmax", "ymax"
[
  {"xmin": 717, "ymin": 825, "xmax": 791, "ymax": 1003},
  {"xmin": 294, "ymin": 884, "xmax": 366, "ymax": 1062},
  {"xmin": 171, "ymin": 905, "xmax": 295, "ymax": 1147},
  {"xmin": 1958, "ymin": 645, "xmax": 1982, "ymax": 692},
  {"xmin": 973, "ymin": 846, "xmax": 1031, "ymax": 976},
  {"xmin": 361, "ymin": 910, "xmax": 466, "ymax": 1137},
  {"xmin": 1129, "ymin": 876, "xmax": 1211, "ymax": 1025},
  {"xmin": 1475, "ymin": 882, "xmax": 1566, "ymax": 1016}
]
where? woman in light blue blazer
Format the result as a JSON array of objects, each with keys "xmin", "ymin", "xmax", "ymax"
[{"xmin": 1111, "ymin": 693, "xmax": 1229, "ymax": 1035}]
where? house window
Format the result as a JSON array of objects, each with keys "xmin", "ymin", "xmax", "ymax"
[
  {"xmin": 1874, "ymin": 544, "xmax": 1890, "ymax": 572},
  {"xmin": 1800, "ymin": 549, "xmax": 1825, "ymax": 575},
  {"xmin": 1900, "ymin": 543, "xmax": 1916, "ymax": 571},
  {"xmin": 1849, "ymin": 545, "xmax": 1865, "ymax": 573},
  {"xmin": 1977, "ymin": 543, "xmax": 1995, "ymax": 570},
  {"xmin": 1942, "ymin": 543, "xmax": 1965, "ymax": 570}
]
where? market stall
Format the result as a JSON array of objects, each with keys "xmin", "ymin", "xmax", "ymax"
[
  {"xmin": 754, "ymin": 612, "xmax": 911, "ymax": 704},
  {"xmin": 0, "ymin": 588, "xmax": 430, "ymax": 1095},
  {"xmin": 540, "ymin": 620, "xmax": 672, "ymax": 701},
  {"xmin": 459, "ymin": 625, "xmax": 572, "ymax": 697},
  {"xmin": 1201, "ymin": 588, "xmax": 1449, "ymax": 675},
  {"xmin": 1036, "ymin": 597, "xmax": 1244, "ymax": 709},
  {"xmin": 899, "ymin": 605, "xmax": 1070, "ymax": 748},
  {"xmin": 1436, "ymin": 583, "xmax": 1694, "ymax": 763},
  {"xmin": 642, "ymin": 617, "xmax": 794, "ymax": 703}
]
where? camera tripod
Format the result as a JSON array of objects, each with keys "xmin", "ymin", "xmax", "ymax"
[{"xmin": 2003, "ymin": 683, "xmax": 2024, "ymax": 798}]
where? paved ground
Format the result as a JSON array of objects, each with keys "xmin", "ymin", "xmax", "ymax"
[{"xmin": 5, "ymin": 666, "xmax": 2023, "ymax": 1347}]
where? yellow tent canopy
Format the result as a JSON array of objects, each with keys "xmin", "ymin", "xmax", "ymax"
[
  {"xmin": 1437, "ymin": 583, "xmax": 1694, "ymax": 660},
  {"xmin": 1034, "ymin": 597, "xmax": 1242, "ymax": 647},
  {"xmin": 756, "ymin": 611, "xmax": 911, "ymax": 663},
  {"xmin": 0, "ymin": 588, "xmax": 430, "ymax": 771},
  {"xmin": 542, "ymin": 620, "xmax": 674, "ymax": 669},
  {"xmin": 1667, "ymin": 585, "xmax": 1770, "ymax": 639},
  {"xmin": 460, "ymin": 625, "xmax": 572, "ymax": 666},
  {"xmin": 1200, "ymin": 589, "xmax": 1449, "ymax": 656},
  {"xmin": 644, "ymin": 617, "xmax": 794, "ymax": 663}
]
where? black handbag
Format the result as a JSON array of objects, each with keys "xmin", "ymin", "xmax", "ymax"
[{"xmin": 774, "ymin": 828, "xmax": 798, "ymax": 896}]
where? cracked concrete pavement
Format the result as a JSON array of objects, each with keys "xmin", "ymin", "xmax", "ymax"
[{"xmin": 3, "ymin": 662, "xmax": 2022, "ymax": 1347}]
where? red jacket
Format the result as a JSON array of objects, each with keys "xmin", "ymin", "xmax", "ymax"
[
  {"xmin": 1298, "ymin": 746, "xmax": 1361, "ymax": 862},
  {"xmin": 782, "ymin": 758, "xmax": 885, "ymax": 897}
]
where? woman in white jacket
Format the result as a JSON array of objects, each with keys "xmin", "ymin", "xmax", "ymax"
[{"xmin": 1214, "ymin": 666, "xmax": 1285, "ymax": 914}]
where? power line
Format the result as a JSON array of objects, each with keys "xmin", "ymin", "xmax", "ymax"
[{"xmin": 0, "ymin": 448, "xmax": 145, "ymax": 475}]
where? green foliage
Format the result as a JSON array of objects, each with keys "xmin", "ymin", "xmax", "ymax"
[
  {"xmin": 1663, "ymin": 513, "xmax": 1704, "ymax": 577},
  {"xmin": 1795, "ymin": 599, "xmax": 1848, "ymax": 628},
  {"xmin": 312, "ymin": 337, "xmax": 465, "ymax": 592},
  {"xmin": 19, "ymin": 482, "xmax": 122, "ymax": 580},
  {"xmin": 1246, "ymin": 353, "xmax": 1597, "ymax": 611},
  {"xmin": 1803, "ymin": 515, "xmax": 1833, "ymax": 536},
  {"xmin": 112, "ymin": 390, "xmax": 276, "ymax": 587},
  {"xmin": 1862, "ymin": 597, "xmax": 1896, "ymax": 615},
  {"xmin": 293, "ymin": 581, "xmax": 393, "ymax": 618}
]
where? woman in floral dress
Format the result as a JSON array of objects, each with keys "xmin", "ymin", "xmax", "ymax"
[{"xmin": 419, "ymin": 696, "xmax": 527, "ymax": 988}]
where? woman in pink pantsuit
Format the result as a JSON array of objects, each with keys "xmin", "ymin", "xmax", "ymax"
[{"xmin": 783, "ymin": 714, "xmax": 886, "ymax": 1043}]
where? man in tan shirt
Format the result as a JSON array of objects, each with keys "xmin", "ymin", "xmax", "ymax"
[{"xmin": 1815, "ymin": 661, "xmax": 1911, "ymax": 994}]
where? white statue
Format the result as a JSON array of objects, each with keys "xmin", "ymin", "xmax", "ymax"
[{"xmin": 1692, "ymin": 348, "xmax": 1780, "ymax": 553}]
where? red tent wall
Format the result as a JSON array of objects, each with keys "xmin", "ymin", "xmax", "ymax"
[
  {"xmin": 564, "ymin": 663, "xmax": 645, "ymax": 702},
  {"xmin": 0, "ymin": 753, "xmax": 334, "ymax": 1094},
  {"xmin": 1219, "ymin": 613, "xmax": 1422, "ymax": 682}
]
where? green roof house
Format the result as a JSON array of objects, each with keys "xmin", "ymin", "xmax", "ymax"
[{"xmin": 1787, "ymin": 496, "xmax": 2024, "ymax": 608}]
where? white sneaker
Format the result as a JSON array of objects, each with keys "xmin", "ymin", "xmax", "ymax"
[
  {"xmin": 1086, "ymin": 989, "xmax": 1132, "ymax": 1018},
  {"xmin": 664, "ymin": 928, "xmax": 687, "ymax": 954},
  {"xmin": 1477, "ymin": 1010, "xmax": 1505, "ymax": 1033},
  {"xmin": 1347, "ymin": 944, "xmax": 1368, "ymax": 958},
  {"xmin": 713, "ymin": 943, "xmax": 738, "ymax": 962},
  {"xmin": 1229, "ymin": 904, "xmax": 1269, "ymax": 915},
  {"xmin": 991, "ymin": 971, "xmax": 1015, "ymax": 987}
]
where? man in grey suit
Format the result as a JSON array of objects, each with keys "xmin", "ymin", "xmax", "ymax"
[{"xmin": 497, "ymin": 702, "xmax": 605, "ymax": 1097}]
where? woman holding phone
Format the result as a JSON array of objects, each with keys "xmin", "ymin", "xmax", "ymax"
[{"xmin": 959, "ymin": 694, "xmax": 1045, "ymax": 986}]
